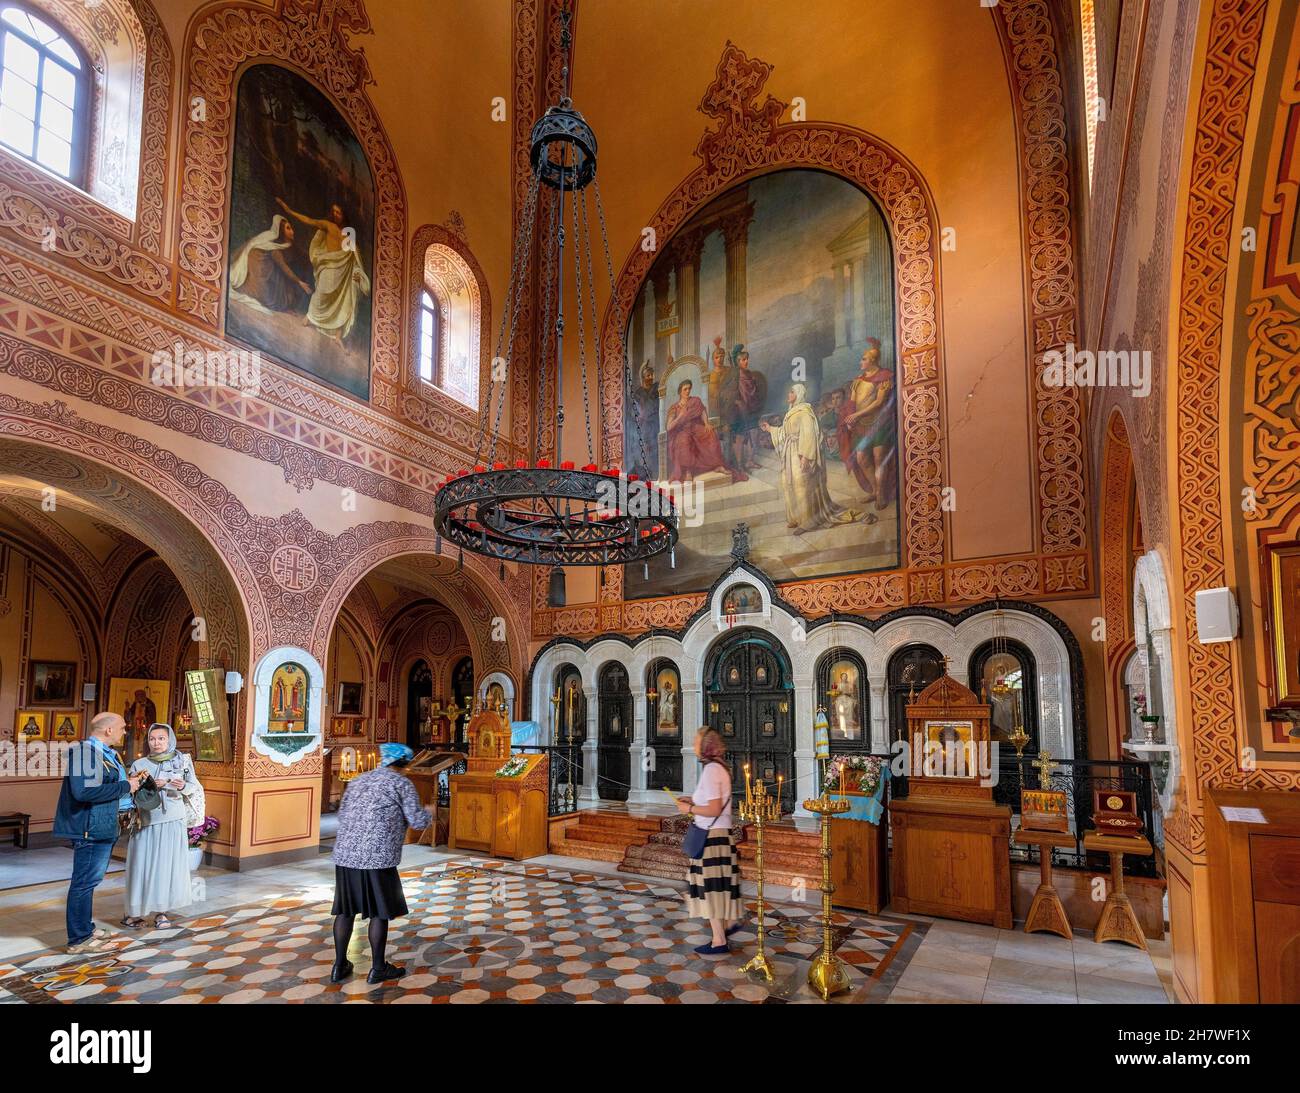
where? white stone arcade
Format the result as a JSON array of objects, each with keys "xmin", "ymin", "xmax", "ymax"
[{"xmin": 528, "ymin": 566, "xmax": 1078, "ymax": 813}]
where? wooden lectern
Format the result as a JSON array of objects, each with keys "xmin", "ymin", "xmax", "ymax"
[
  {"xmin": 448, "ymin": 709, "xmax": 549, "ymax": 861},
  {"xmin": 888, "ymin": 673, "xmax": 1013, "ymax": 928}
]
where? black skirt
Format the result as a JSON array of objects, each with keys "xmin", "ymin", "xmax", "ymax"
[{"xmin": 330, "ymin": 866, "xmax": 408, "ymax": 920}]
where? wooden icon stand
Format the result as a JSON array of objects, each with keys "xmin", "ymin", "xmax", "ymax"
[
  {"xmin": 1082, "ymin": 830, "xmax": 1152, "ymax": 949},
  {"xmin": 1012, "ymin": 828, "xmax": 1075, "ymax": 938}
]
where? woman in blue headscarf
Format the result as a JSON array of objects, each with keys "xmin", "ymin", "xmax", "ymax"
[{"xmin": 329, "ymin": 742, "xmax": 431, "ymax": 985}]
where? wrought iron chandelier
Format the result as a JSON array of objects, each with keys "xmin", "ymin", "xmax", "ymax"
[{"xmin": 432, "ymin": 8, "xmax": 676, "ymax": 605}]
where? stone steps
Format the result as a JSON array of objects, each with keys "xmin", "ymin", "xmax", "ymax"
[{"xmin": 550, "ymin": 811, "xmax": 667, "ymax": 863}]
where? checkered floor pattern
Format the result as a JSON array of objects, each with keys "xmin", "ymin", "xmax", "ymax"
[{"xmin": 0, "ymin": 858, "xmax": 923, "ymax": 1004}]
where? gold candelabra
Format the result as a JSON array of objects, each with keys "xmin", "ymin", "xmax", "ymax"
[
  {"xmin": 802, "ymin": 784, "xmax": 852, "ymax": 1001},
  {"xmin": 737, "ymin": 766, "xmax": 782, "ymax": 983}
]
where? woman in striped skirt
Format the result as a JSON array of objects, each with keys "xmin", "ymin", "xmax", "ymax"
[{"xmin": 676, "ymin": 728, "xmax": 743, "ymax": 955}]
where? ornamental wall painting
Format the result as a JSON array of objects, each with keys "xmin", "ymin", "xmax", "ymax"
[
  {"xmin": 225, "ymin": 64, "xmax": 375, "ymax": 400},
  {"xmin": 623, "ymin": 169, "xmax": 901, "ymax": 597}
]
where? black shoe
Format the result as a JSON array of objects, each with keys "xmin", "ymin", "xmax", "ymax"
[
  {"xmin": 367, "ymin": 961, "xmax": 406, "ymax": 985},
  {"xmin": 329, "ymin": 960, "xmax": 353, "ymax": 983}
]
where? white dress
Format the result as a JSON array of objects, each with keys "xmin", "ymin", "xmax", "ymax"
[{"xmin": 124, "ymin": 751, "xmax": 195, "ymax": 918}]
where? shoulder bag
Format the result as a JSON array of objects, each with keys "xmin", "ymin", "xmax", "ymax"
[{"xmin": 681, "ymin": 761, "xmax": 729, "ymax": 859}]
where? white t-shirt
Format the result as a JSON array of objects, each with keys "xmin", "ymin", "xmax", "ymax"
[{"xmin": 691, "ymin": 762, "xmax": 732, "ymax": 830}]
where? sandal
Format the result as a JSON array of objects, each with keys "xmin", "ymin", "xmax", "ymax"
[{"xmin": 120, "ymin": 917, "xmax": 146, "ymax": 930}]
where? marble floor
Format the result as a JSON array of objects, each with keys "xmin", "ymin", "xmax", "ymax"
[{"xmin": 0, "ymin": 844, "xmax": 1176, "ymax": 1004}]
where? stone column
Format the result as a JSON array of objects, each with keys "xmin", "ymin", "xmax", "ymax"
[
  {"xmin": 580, "ymin": 685, "xmax": 599, "ymax": 803},
  {"xmin": 651, "ymin": 266, "xmax": 672, "ymax": 379},
  {"xmin": 864, "ymin": 231, "xmax": 894, "ymax": 367},
  {"xmin": 850, "ymin": 256, "xmax": 868, "ymax": 346},
  {"xmin": 832, "ymin": 262, "xmax": 849, "ymax": 349},
  {"xmin": 722, "ymin": 205, "xmax": 755, "ymax": 354},
  {"xmin": 627, "ymin": 684, "xmax": 651, "ymax": 804},
  {"xmin": 673, "ymin": 230, "xmax": 705, "ymax": 361},
  {"xmin": 870, "ymin": 682, "xmax": 888, "ymax": 753},
  {"xmin": 681, "ymin": 683, "xmax": 703, "ymax": 796},
  {"xmin": 630, "ymin": 291, "xmax": 646, "ymax": 375},
  {"xmin": 792, "ymin": 679, "xmax": 816, "ymax": 816}
]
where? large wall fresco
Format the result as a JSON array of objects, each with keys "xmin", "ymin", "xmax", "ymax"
[
  {"xmin": 226, "ymin": 64, "xmax": 374, "ymax": 399},
  {"xmin": 623, "ymin": 169, "xmax": 900, "ymax": 596}
]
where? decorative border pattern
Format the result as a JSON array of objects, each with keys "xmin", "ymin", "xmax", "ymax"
[
  {"xmin": 1169, "ymin": 0, "xmax": 1270, "ymax": 854},
  {"xmin": 993, "ymin": 0, "xmax": 1089, "ymax": 557}
]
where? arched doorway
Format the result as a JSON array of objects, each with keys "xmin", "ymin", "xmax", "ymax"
[
  {"xmin": 407, "ymin": 660, "xmax": 433, "ymax": 749},
  {"xmin": 597, "ymin": 661, "xmax": 632, "ymax": 800},
  {"xmin": 645, "ymin": 657, "xmax": 682, "ymax": 791},
  {"xmin": 705, "ymin": 629, "xmax": 794, "ymax": 812},
  {"xmin": 968, "ymin": 638, "xmax": 1039, "ymax": 752},
  {"xmin": 887, "ymin": 643, "xmax": 944, "ymax": 796}
]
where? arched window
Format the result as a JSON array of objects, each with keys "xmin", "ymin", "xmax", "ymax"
[
  {"xmin": 968, "ymin": 638, "xmax": 1039, "ymax": 752},
  {"xmin": 412, "ymin": 239, "xmax": 481, "ymax": 409},
  {"xmin": 0, "ymin": 5, "xmax": 86, "ymax": 183},
  {"xmin": 418, "ymin": 289, "xmax": 440, "ymax": 383}
]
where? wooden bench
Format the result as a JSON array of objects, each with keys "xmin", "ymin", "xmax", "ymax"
[{"xmin": 0, "ymin": 812, "xmax": 30, "ymax": 849}]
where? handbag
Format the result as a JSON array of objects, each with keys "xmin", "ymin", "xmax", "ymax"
[
  {"xmin": 181, "ymin": 758, "xmax": 206, "ymax": 829},
  {"xmin": 133, "ymin": 773, "xmax": 163, "ymax": 812},
  {"xmin": 681, "ymin": 761, "xmax": 728, "ymax": 859}
]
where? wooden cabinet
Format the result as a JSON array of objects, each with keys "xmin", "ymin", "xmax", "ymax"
[
  {"xmin": 1206, "ymin": 786, "xmax": 1300, "ymax": 1003},
  {"xmin": 889, "ymin": 797, "xmax": 1013, "ymax": 928},
  {"xmin": 829, "ymin": 792, "xmax": 889, "ymax": 913}
]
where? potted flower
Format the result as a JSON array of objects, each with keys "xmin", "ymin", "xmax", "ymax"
[
  {"xmin": 187, "ymin": 816, "xmax": 219, "ymax": 870},
  {"xmin": 826, "ymin": 754, "xmax": 883, "ymax": 796}
]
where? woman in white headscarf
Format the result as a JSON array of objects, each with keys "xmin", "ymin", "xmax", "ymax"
[
  {"xmin": 761, "ymin": 384, "xmax": 859, "ymax": 533},
  {"xmin": 121, "ymin": 724, "xmax": 199, "ymax": 930},
  {"xmin": 229, "ymin": 214, "xmax": 310, "ymax": 314}
]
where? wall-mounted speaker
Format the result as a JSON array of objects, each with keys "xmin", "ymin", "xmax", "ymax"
[
  {"xmin": 82, "ymin": 682, "xmax": 96, "ymax": 702},
  {"xmin": 1195, "ymin": 587, "xmax": 1239, "ymax": 644},
  {"xmin": 224, "ymin": 671, "xmax": 244, "ymax": 694}
]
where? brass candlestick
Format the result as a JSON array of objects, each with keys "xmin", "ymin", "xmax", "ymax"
[
  {"xmin": 802, "ymin": 790, "xmax": 852, "ymax": 1001},
  {"xmin": 736, "ymin": 776, "xmax": 782, "ymax": 983}
]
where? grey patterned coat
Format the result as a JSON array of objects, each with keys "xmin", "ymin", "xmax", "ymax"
[{"xmin": 332, "ymin": 766, "xmax": 431, "ymax": 870}]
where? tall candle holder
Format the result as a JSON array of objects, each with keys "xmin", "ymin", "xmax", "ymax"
[
  {"xmin": 802, "ymin": 789, "xmax": 852, "ymax": 1001},
  {"xmin": 736, "ymin": 775, "xmax": 782, "ymax": 983}
]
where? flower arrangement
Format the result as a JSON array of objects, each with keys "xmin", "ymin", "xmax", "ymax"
[
  {"xmin": 187, "ymin": 816, "xmax": 219, "ymax": 848},
  {"xmin": 827, "ymin": 754, "xmax": 882, "ymax": 795},
  {"xmin": 1130, "ymin": 692, "xmax": 1148, "ymax": 718},
  {"xmin": 494, "ymin": 756, "xmax": 528, "ymax": 778}
]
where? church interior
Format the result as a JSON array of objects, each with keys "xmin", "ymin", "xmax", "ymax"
[{"xmin": 0, "ymin": 0, "xmax": 1298, "ymax": 1020}]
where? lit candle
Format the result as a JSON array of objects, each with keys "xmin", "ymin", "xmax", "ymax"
[
  {"xmin": 776, "ymin": 774, "xmax": 783, "ymax": 815},
  {"xmin": 744, "ymin": 764, "xmax": 752, "ymax": 803}
]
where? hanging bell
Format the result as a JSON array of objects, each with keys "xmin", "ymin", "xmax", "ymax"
[
  {"xmin": 643, "ymin": 562, "xmax": 649, "ymax": 581},
  {"xmin": 499, "ymin": 561, "xmax": 506, "ymax": 581},
  {"xmin": 547, "ymin": 565, "xmax": 567, "ymax": 607},
  {"xmin": 670, "ymin": 548, "xmax": 676, "ymax": 570},
  {"xmin": 457, "ymin": 548, "xmax": 463, "ymax": 572}
]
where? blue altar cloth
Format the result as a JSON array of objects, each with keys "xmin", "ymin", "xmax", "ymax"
[{"xmin": 829, "ymin": 766, "xmax": 890, "ymax": 824}]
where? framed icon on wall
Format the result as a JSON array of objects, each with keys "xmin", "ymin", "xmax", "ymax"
[{"xmin": 28, "ymin": 661, "xmax": 77, "ymax": 705}]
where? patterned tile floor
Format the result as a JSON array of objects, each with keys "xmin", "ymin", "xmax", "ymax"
[{"xmin": 0, "ymin": 853, "xmax": 925, "ymax": 1004}]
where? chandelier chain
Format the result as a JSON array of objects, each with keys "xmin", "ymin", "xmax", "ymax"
[
  {"xmin": 486, "ymin": 171, "xmax": 543, "ymax": 466},
  {"xmin": 594, "ymin": 178, "xmax": 650, "ymax": 479},
  {"xmin": 570, "ymin": 179, "xmax": 593, "ymax": 465},
  {"xmin": 534, "ymin": 182, "xmax": 562, "ymax": 462}
]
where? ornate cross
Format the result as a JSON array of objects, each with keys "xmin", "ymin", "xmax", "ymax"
[
  {"xmin": 730, "ymin": 522, "xmax": 751, "ymax": 564},
  {"xmin": 1031, "ymin": 748, "xmax": 1058, "ymax": 790}
]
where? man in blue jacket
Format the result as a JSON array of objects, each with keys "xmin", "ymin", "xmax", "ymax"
[{"xmin": 53, "ymin": 712, "xmax": 143, "ymax": 952}]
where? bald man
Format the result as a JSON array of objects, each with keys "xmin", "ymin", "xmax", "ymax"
[{"xmin": 52, "ymin": 712, "xmax": 144, "ymax": 952}]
